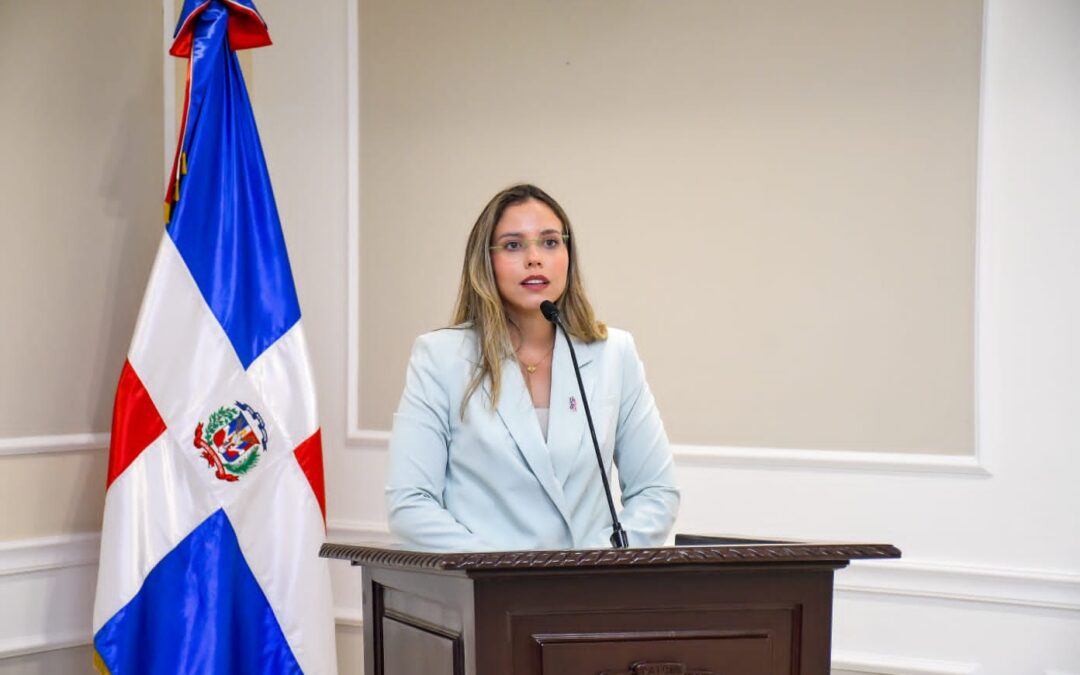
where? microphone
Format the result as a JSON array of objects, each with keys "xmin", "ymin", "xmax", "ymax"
[{"xmin": 540, "ymin": 300, "xmax": 630, "ymax": 549}]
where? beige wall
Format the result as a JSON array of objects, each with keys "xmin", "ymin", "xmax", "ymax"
[
  {"xmin": 356, "ymin": 0, "xmax": 981, "ymax": 454},
  {"xmin": 0, "ymin": 0, "xmax": 160, "ymax": 667},
  {"xmin": 0, "ymin": 0, "xmax": 162, "ymax": 533},
  {"xmin": 0, "ymin": 1, "xmax": 163, "ymax": 439},
  {"xmin": 0, "ymin": 451, "xmax": 106, "ymax": 540}
]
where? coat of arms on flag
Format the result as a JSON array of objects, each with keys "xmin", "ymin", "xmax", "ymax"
[
  {"xmin": 194, "ymin": 401, "xmax": 268, "ymax": 482},
  {"xmin": 91, "ymin": 1, "xmax": 336, "ymax": 673}
]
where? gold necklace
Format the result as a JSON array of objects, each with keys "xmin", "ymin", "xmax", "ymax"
[{"xmin": 517, "ymin": 351, "xmax": 550, "ymax": 375}]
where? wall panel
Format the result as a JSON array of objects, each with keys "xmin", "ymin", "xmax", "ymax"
[{"xmin": 354, "ymin": 0, "xmax": 981, "ymax": 454}]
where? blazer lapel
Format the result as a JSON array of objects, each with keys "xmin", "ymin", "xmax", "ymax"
[
  {"xmin": 547, "ymin": 334, "xmax": 597, "ymax": 485},
  {"xmin": 493, "ymin": 356, "xmax": 573, "ymax": 530}
]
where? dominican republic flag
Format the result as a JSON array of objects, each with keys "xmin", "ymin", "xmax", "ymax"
[{"xmin": 92, "ymin": 1, "xmax": 335, "ymax": 673}]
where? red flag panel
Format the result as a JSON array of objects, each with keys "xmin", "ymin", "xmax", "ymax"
[
  {"xmin": 107, "ymin": 360, "xmax": 167, "ymax": 488},
  {"xmin": 293, "ymin": 429, "xmax": 326, "ymax": 524}
]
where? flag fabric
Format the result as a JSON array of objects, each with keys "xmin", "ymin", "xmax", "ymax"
[{"xmin": 92, "ymin": 1, "xmax": 335, "ymax": 672}]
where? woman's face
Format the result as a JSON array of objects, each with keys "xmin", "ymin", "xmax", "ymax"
[{"xmin": 490, "ymin": 199, "xmax": 570, "ymax": 321}]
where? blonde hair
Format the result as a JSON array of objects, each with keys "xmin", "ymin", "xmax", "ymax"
[{"xmin": 452, "ymin": 184, "xmax": 607, "ymax": 415}]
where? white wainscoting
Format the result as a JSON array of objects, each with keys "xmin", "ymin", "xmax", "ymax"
[
  {"xmin": 0, "ymin": 534, "xmax": 98, "ymax": 659},
  {"xmin": 2, "ymin": 520, "xmax": 1077, "ymax": 670},
  {"xmin": 838, "ymin": 559, "xmax": 1080, "ymax": 613},
  {"xmin": 0, "ymin": 523, "xmax": 388, "ymax": 661}
]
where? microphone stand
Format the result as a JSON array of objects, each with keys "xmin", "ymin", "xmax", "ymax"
[{"xmin": 541, "ymin": 301, "xmax": 629, "ymax": 549}]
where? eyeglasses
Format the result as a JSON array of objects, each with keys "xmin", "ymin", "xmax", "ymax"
[{"xmin": 489, "ymin": 234, "xmax": 570, "ymax": 255}]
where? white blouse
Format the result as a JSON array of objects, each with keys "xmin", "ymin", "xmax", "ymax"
[{"xmin": 535, "ymin": 407, "xmax": 550, "ymax": 441}]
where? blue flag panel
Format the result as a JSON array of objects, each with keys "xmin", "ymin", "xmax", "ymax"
[
  {"xmin": 93, "ymin": 510, "xmax": 301, "ymax": 675},
  {"xmin": 167, "ymin": 3, "xmax": 300, "ymax": 369}
]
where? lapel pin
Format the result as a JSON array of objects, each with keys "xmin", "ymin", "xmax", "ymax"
[{"xmin": 569, "ymin": 396, "xmax": 577, "ymax": 412}]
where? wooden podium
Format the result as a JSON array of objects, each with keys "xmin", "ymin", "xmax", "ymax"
[{"xmin": 320, "ymin": 535, "xmax": 900, "ymax": 675}]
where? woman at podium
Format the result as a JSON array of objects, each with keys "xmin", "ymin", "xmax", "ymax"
[{"xmin": 386, "ymin": 184, "xmax": 679, "ymax": 552}]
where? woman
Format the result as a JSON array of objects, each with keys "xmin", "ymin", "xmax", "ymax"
[{"xmin": 386, "ymin": 184, "xmax": 679, "ymax": 552}]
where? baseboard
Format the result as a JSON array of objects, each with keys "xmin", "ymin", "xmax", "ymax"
[
  {"xmin": 831, "ymin": 650, "xmax": 979, "ymax": 675},
  {"xmin": 0, "ymin": 631, "xmax": 91, "ymax": 660}
]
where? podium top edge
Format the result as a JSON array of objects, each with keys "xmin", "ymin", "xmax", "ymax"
[{"xmin": 318, "ymin": 540, "xmax": 901, "ymax": 572}]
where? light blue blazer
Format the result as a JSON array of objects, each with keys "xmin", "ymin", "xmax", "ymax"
[{"xmin": 386, "ymin": 325, "xmax": 679, "ymax": 552}]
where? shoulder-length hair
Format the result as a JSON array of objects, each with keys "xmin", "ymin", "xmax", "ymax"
[{"xmin": 451, "ymin": 184, "xmax": 606, "ymax": 415}]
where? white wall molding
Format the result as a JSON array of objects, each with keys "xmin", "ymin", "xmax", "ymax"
[
  {"xmin": 0, "ymin": 432, "xmax": 993, "ymax": 473},
  {"xmin": 0, "ymin": 434, "xmax": 109, "ymax": 458},
  {"xmin": 831, "ymin": 650, "xmax": 979, "ymax": 675},
  {"xmin": 338, "ymin": 0, "xmax": 988, "ymax": 480},
  {"xmin": 345, "ymin": 428, "xmax": 391, "ymax": 449},
  {"xmin": 673, "ymin": 445, "xmax": 990, "ymax": 477},
  {"xmin": 344, "ymin": 0, "xmax": 364, "ymax": 448},
  {"xmin": 0, "ymin": 533, "xmax": 100, "ymax": 578},
  {"xmin": 342, "ymin": 430, "xmax": 990, "ymax": 477},
  {"xmin": 0, "ymin": 534, "xmax": 99, "ymax": 660},
  {"xmin": 838, "ymin": 559, "xmax": 1080, "ymax": 613},
  {"xmin": 0, "ymin": 631, "xmax": 91, "ymax": 661},
  {"xmin": 335, "ymin": 608, "xmax": 364, "ymax": 628}
]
